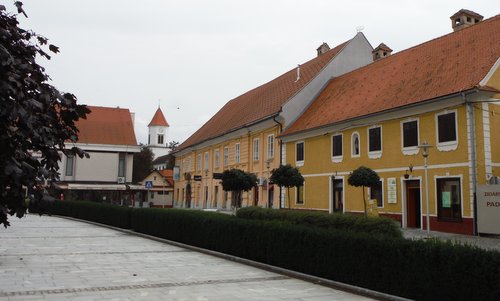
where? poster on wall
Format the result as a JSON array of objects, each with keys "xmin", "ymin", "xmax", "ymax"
[
  {"xmin": 387, "ymin": 178, "xmax": 397, "ymax": 204},
  {"xmin": 477, "ymin": 185, "xmax": 500, "ymax": 235},
  {"xmin": 173, "ymin": 166, "xmax": 180, "ymax": 181}
]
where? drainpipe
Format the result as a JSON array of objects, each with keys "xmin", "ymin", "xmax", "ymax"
[
  {"xmin": 463, "ymin": 92, "xmax": 478, "ymax": 236},
  {"xmin": 273, "ymin": 114, "xmax": 283, "ymax": 209}
]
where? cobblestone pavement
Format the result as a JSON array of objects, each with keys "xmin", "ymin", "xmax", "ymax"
[
  {"xmin": 402, "ymin": 228, "xmax": 500, "ymax": 252},
  {"xmin": 0, "ymin": 215, "xmax": 374, "ymax": 301}
]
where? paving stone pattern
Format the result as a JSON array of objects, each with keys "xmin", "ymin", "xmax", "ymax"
[{"xmin": 0, "ymin": 215, "xmax": 373, "ymax": 301}]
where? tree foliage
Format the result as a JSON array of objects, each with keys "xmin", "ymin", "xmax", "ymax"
[
  {"xmin": 270, "ymin": 164, "xmax": 304, "ymax": 208},
  {"xmin": 221, "ymin": 169, "xmax": 257, "ymax": 208},
  {"xmin": 0, "ymin": 3, "xmax": 89, "ymax": 227},
  {"xmin": 348, "ymin": 166, "xmax": 380, "ymax": 217},
  {"xmin": 132, "ymin": 145, "xmax": 154, "ymax": 182}
]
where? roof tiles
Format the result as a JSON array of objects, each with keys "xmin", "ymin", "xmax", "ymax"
[
  {"xmin": 283, "ymin": 14, "xmax": 500, "ymax": 136},
  {"xmin": 148, "ymin": 108, "xmax": 170, "ymax": 127}
]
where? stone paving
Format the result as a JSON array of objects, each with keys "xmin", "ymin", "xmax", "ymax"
[{"xmin": 0, "ymin": 215, "xmax": 374, "ymax": 301}]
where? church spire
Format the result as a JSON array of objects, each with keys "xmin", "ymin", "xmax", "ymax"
[{"xmin": 148, "ymin": 107, "xmax": 169, "ymax": 127}]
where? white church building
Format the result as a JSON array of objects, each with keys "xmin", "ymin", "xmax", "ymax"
[{"xmin": 147, "ymin": 107, "xmax": 170, "ymax": 160}]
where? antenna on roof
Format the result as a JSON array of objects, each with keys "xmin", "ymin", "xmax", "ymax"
[
  {"xmin": 294, "ymin": 64, "xmax": 301, "ymax": 83},
  {"xmin": 356, "ymin": 26, "xmax": 364, "ymax": 33}
]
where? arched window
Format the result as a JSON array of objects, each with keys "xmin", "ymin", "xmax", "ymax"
[{"xmin": 352, "ymin": 132, "xmax": 360, "ymax": 157}]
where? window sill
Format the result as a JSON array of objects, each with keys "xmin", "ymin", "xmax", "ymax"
[
  {"xmin": 368, "ymin": 151, "xmax": 382, "ymax": 159},
  {"xmin": 296, "ymin": 161, "xmax": 304, "ymax": 167},
  {"xmin": 402, "ymin": 147, "xmax": 419, "ymax": 156},
  {"xmin": 332, "ymin": 156, "xmax": 343, "ymax": 163},
  {"xmin": 437, "ymin": 141, "xmax": 458, "ymax": 152}
]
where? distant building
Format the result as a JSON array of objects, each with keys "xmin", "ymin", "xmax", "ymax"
[
  {"xmin": 55, "ymin": 106, "xmax": 141, "ymax": 204},
  {"xmin": 147, "ymin": 107, "xmax": 170, "ymax": 159},
  {"xmin": 140, "ymin": 169, "xmax": 174, "ymax": 207}
]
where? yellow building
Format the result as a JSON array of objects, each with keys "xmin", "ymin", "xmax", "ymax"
[
  {"xmin": 173, "ymin": 33, "xmax": 375, "ymax": 209},
  {"xmin": 279, "ymin": 11, "xmax": 500, "ymax": 235}
]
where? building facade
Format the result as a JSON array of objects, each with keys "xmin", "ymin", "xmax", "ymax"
[
  {"xmin": 279, "ymin": 11, "xmax": 500, "ymax": 235},
  {"xmin": 173, "ymin": 32, "xmax": 375, "ymax": 209}
]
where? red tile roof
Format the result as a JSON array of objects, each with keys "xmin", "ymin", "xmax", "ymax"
[
  {"xmin": 159, "ymin": 169, "xmax": 174, "ymax": 186},
  {"xmin": 177, "ymin": 41, "xmax": 349, "ymax": 151},
  {"xmin": 74, "ymin": 106, "xmax": 138, "ymax": 146},
  {"xmin": 148, "ymin": 108, "xmax": 169, "ymax": 127},
  {"xmin": 282, "ymin": 14, "xmax": 500, "ymax": 137}
]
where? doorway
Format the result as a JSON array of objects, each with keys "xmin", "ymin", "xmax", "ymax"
[
  {"xmin": 331, "ymin": 178, "xmax": 343, "ymax": 212},
  {"xmin": 405, "ymin": 180, "xmax": 421, "ymax": 228}
]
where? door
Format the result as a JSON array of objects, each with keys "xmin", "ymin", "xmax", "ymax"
[
  {"xmin": 331, "ymin": 178, "xmax": 343, "ymax": 212},
  {"xmin": 406, "ymin": 180, "xmax": 421, "ymax": 228}
]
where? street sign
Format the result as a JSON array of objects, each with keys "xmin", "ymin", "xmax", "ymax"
[
  {"xmin": 193, "ymin": 175, "xmax": 202, "ymax": 181},
  {"xmin": 145, "ymin": 181, "xmax": 153, "ymax": 189}
]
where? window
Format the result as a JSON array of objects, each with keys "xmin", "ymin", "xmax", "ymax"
[
  {"xmin": 267, "ymin": 135, "xmax": 274, "ymax": 159},
  {"xmin": 351, "ymin": 132, "xmax": 360, "ymax": 157},
  {"xmin": 118, "ymin": 153, "xmax": 125, "ymax": 177},
  {"xmin": 197, "ymin": 154, "xmax": 201, "ymax": 172},
  {"xmin": 157, "ymin": 134, "xmax": 164, "ymax": 145},
  {"xmin": 65, "ymin": 155, "xmax": 74, "ymax": 176},
  {"xmin": 296, "ymin": 141, "xmax": 304, "ymax": 165},
  {"xmin": 296, "ymin": 185, "xmax": 304, "ymax": 204},
  {"xmin": 224, "ymin": 146, "xmax": 229, "ymax": 166},
  {"xmin": 204, "ymin": 152, "xmax": 209, "ymax": 171},
  {"xmin": 437, "ymin": 111, "xmax": 457, "ymax": 144},
  {"xmin": 332, "ymin": 134, "xmax": 343, "ymax": 160},
  {"xmin": 235, "ymin": 143, "xmax": 240, "ymax": 164},
  {"xmin": 214, "ymin": 149, "xmax": 220, "ymax": 168},
  {"xmin": 437, "ymin": 177, "xmax": 462, "ymax": 220},
  {"xmin": 253, "ymin": 138, "xmax": 260, "ymax": 161},
  {"xmin": 402, "ymin": 120, "xmax": 418, "ymax": 148},
  {"xmin": 370, "ymin": 180, "xmax": 383, "ymax": 208},
  {"xmin": 368, "ymin": 126, "xmax": 382, "ymax": 153},
  {"xmin": 187, "ymin": 157, "xmax": 192, "ymax": 172}
]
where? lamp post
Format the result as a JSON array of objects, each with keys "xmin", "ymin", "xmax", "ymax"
[{"xmin": 418, "ymin": 141, "xmax": 432, "ymax": 235}]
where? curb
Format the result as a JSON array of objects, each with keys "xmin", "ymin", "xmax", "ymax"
[{"xmin": 57, "ymin": 215, "xmax": 412, "ymax": 301}]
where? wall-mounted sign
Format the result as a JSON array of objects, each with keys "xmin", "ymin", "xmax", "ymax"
[
  {"xmin": 145, "ymin": 181, "xmax": 153, "ymax": 189},
  {"xmin": 173, "ymin": 166, "xmax": 180, "ymax": 181},
  {"xmin": 387, "ymin": 177, "xmax": 397, "ymax": 204},
  {"xmin": 477, "ymin": 185, "xmax": 500, "ymax": 235},
  {"xmin": 193, "ymin": 175, "xmax": 202, "ymax": 181}
]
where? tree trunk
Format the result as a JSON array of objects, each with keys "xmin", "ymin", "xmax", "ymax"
[
  {"xmin": 362, "ymin": 186, "xmax": 367, "ymax": 217},
  {"xmin": 287, "ymin": 187, "xmax": 290, "ymax": 209}
]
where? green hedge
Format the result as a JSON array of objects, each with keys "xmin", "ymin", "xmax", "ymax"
[
  {"xmin": 236, "ymin": 206, "xmax": 402, "ymax": 239},
  {"xmin": 49, "ymin": 200, "xmax": 132, "ymax": 229},
  {"xmin": 47, "ymin": 201, "xmax": 500, "ymax": 301}
]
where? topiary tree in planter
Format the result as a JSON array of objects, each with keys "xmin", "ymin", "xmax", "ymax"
[
  {"xmin": 221, "ymin": 169, "xmax": 257, "ymax": 209},
  {"xmin": 270, "ymin": 164, "xmax": 304, "ymax": 209},
  {"xmin": 348, "ymin": 166, "xmax": 380, "ymax": 217}
]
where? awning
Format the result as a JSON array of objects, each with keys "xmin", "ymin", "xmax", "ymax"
[{"xmin": 66, "ymin": 183, "xmax": 127, "ymax": 191}]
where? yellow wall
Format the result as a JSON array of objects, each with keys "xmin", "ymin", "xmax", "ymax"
[{"xmin": 285, "ymin": 104, "xmax": 475, "ymax": 219}]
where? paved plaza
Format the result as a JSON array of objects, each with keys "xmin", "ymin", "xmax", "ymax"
[{"xmin": 0, "ymin": 215, "xmax": 375, "ymax": 301}]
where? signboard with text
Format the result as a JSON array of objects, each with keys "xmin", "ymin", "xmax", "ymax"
[
  {"xmin": 193, "ymin": 175, "xmax": 202, "ymax": 181},
  {"xmin": 477, "ymin": 185, "xmax": 500, "ymax": 235}
]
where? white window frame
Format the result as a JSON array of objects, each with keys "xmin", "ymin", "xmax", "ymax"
[
  {"xmin": 214, "ymin": 149, "xmax": 220, "ymax": 168},
  {"xmin": 253, "ymin": 138, "xmax": 260, "ymax": 161},
  {"xmin": 435, "ymin": 109, "xmax": 459, "ymax": 152},
  {"xmin": 331, "ymin": 133, "xmax": 343, "ymax": 163},
  {"xmin": 367, "ymin": 125, "xmax": 382, "ymax": 159},
  {"xmin": 295, "ymin": 141, "xmax": 305, "ymax": 166},
  {"xmin": 401, "ymin": 118, "xmax": 420, "ymax": 155},
  {"xmin": 434, "ymin": 174, "xmax": 464, "ymax": 219},
  {"xmin": 235, "ymin": 143, "xmax": 240, "ymax": 164},
  {"xmin": 223, "ymin": 146, "xmax": 229, "ymax": 166},
  {"xmin": 187, "ymin": 157, "xmax": 192, "ymax": 172},
  {"xmin": 197, "ymin": 154, "xmax": 202, "ymax": 172},
  {"xmin": 368, "ymin": 178, "xmax": 385, "ymax": 208},
  {"xmin": 65, "ymin": 155, "xmax": 74, "ymax": 177},
  {"xmin": 267, "ymin": 134, "xmax": 275, "ymax": 159},
  {"xmin": 204, "ymin": 152, "xmax": 209, "ymax": 171},
  {"xmin": 351, "ymin": 132, "xmax": 360, "ymax": 158}
]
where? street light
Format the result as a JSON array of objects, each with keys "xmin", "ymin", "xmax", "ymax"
[{"xmin": 418, "ymin": 140, "xmax": 432, "ymax": 235}]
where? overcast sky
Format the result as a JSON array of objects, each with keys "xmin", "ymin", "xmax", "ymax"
[{"xmin": 15, "ymin": 1, "xmax": 498, "ymax": 145}]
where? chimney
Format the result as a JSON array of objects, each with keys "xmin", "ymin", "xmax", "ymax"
[
  {"xmin": 450, "ymin": 9, "xmax": 483, "ymax": 32},
  {"xmin": 372, "ymin": 43, "xmax": 392, "ymax": 61},
  {"xmin": 316, "ymin": 42, "xmax": 330, "ymax": 56}
]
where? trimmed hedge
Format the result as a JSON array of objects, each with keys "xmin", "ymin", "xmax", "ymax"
[
  {"xmin": 236, "ymin": 206, "xmax": 402, "ymax": 239},
  {"xmin": 47, "ymin": 201, "xmax": 500, "ymax": 301},
  {"xmin": 48, "ymin": 200, "xmax": 132, "ymax": 229}
]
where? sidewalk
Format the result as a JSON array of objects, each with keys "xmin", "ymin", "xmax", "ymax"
[
  {"xmin": 402, "ymin": 228, "xmax": 500, "ymax": 252},
  {"xmin": 0, "ymin": 215, "xmax": 377, "ymax": 301}
]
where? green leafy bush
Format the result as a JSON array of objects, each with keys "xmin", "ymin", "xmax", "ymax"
[
  {"xmin": 236, "ymin": 206, "xmax": 402, "ymax": 238},
  {"xmin": 49, "ymin": 200, "xmax": 132, "ymax": 229}
]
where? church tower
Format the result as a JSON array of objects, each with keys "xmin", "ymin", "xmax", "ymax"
[{"xmin": 148, "ymin": 107, "xmax": 170, "ymax": 159}]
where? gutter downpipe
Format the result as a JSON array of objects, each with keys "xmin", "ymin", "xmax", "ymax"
[
  {"xmin": 463, "ymin": 91, "xmax": 478, "ymax": 236},
  {"xmin": 273, "ymin": 114, "xmax": 283, "ymax": 210}
]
